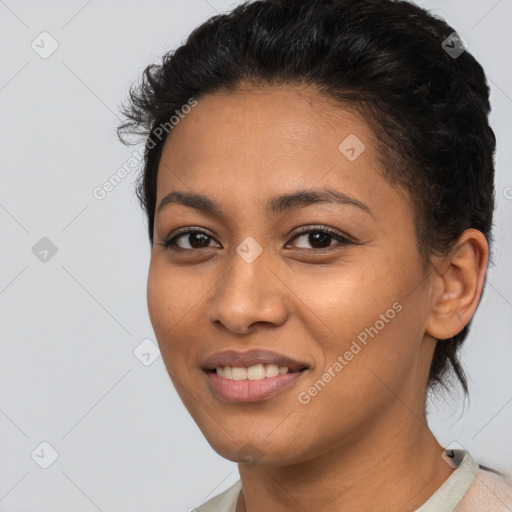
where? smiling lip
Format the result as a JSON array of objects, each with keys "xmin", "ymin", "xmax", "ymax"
[
  {"xmin": 202, "ymin": 349, "xmax": 309, "ymax": 373},
  {"xmin": 206, "ymin": 371, "xmax": 305, "ymax": 402},
  {"xmin": 202, "ymin": 349, "xmax": 310, "ymax": 403}
]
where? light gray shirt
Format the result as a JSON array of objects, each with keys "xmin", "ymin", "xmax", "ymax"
[{"xmin": 195, "ymin": 450, "xmax": 512, "ymax": 511}]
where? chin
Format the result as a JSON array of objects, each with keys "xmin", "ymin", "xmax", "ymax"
[{"xmin": 200, "ymin": 426, "xmax": 305, "ymax": 467}]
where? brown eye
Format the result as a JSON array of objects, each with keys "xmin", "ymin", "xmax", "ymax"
[
  {"xmin": 286, "ymin": 226, "xmax": 352, "ymax": 251},
  {"xmin": 158, "ymin": 229, "xmax": 221, "ymax": 250},
  {"xmin": 176, "ymin": 232, "xmax": 212, "ymax": 249}
]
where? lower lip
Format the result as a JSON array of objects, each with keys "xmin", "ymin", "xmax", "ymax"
[{"xmin": 205, "ymin": 370, "xmax": 305, "ymax": 403}]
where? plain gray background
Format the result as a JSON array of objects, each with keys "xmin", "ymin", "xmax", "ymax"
[{"xmin": 0, "ymin": 0, "xmax": 511, "ymax": 510}]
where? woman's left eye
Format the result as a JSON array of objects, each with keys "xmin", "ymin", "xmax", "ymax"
[
  {"xmin": 157, "ymin": 226, "xmax": 352, "ymax": 252},
  {"xmin": 286, "ymin": 227, "xmax": 352, "ymax": 250}
]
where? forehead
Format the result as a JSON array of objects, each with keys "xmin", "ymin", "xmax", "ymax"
[
  {"xmin": 155, "ymin": 84, "xmax": 408, "ymax": 219},
  {"xmin": 160, "ymin": 84, "xmax": 372, "ymax": 167}
]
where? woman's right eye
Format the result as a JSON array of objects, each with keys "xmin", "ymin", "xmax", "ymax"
[{"xmin": 158, "ymin": 229, "xmax": 221, "ymax": 251}]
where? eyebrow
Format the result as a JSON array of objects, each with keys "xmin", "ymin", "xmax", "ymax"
[{"xmin": 157, "ymin": 188, "xmax": 372, "ymax": 217}]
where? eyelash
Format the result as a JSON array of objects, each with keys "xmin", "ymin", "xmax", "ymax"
[{"xmin": 157, "ymin": 225, "xmax": 353, "ymax": 253}]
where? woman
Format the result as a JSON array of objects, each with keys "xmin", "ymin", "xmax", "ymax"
[{"xmin": 117, "ymin": 0, "xmax": 512, "ymax": 510}]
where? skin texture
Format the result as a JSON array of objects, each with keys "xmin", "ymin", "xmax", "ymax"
[{"xmin": 147, "ymin": 84, "xmax": 489, "ymax": 511}]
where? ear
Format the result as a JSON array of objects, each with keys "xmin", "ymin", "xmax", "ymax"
[{"xmin": 425, "ymin": 229, "xmax": 489, "ymax": 340}]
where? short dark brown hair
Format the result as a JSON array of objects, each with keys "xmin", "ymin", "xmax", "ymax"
[{"xmin": 118, "ymin": 0, "xmax": 496, "ymax": 395}]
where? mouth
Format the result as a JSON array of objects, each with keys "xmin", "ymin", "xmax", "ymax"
[
  {"xmin": 202, "ymin": 349, "xmax": 310, "ymax": 402},
  {"xmin": 207, "ymin": 363, "xmax": 308, "ymax": 381}
]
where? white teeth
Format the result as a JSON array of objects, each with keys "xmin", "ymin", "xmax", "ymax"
[
  {"xmin": 247, "ymin": 364, "xmax": 266, "ymax": 380},
  {"xmin": 265, "ymin": 364, "xmax": 279, "ymax": 378},
  {"xmin": 216, "ymin": 363, "xmax": 292, "ymax": 381},
  {"xmin": 231, "ymin": 367, "xmax": 248, "ymax": 380},
  {"xmin": 217, "ymin": 366, "xmax": 232, "ymax": 379}
]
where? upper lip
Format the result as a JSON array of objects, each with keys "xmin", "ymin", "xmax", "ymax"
[{"xmin": 203, "ymin": 349, "xmax": 310, "ymax": 373}]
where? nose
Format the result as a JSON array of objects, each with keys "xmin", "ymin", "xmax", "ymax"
[{"xmin": 207, "ymin": 252, "xmax": 289, "ymax": 335}]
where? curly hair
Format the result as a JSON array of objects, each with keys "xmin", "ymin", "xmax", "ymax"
[{"xmin": 117, "ymin": 0, "xmax": 496, "ymax": 396}]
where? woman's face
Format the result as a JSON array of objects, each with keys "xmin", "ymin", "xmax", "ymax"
[{"xmin": 147, "ymin": 84, "xmax": 438, "ymax": 466}]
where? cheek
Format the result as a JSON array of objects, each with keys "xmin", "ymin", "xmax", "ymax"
[
  {"xmin": 287, "ymin": 256, "xmax": 400, "ymax": 330},
  {"xmin": 146, "ymin": 260, "xmax": 189, "ymax": 355},
  {"xmin": 146, "ymin": 261, "xmax": 169, "ymax": 336},
  {"xmin": 298, "ymin": 252, "xmax": 425, "ymax": 371},
  {"xmin": 146, "ymin": 257, "xmax": 215, "ymax": 373}
]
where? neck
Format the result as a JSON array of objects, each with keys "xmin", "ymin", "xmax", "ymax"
[{"xmin": 236, "ymin": 404, "xmax": 454, "ymax": 512}]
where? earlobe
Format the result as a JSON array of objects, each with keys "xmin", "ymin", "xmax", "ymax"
[{"xmin": 425, "ymin": 229, "xmax": 489, "ymax": 340}]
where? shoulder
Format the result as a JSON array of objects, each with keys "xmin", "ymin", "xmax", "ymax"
[
  {"xmin": 456, "ymin": 467, "xmax": 512, "ymax": 512},
  {"xmin": 195, "ymin": 480, "xmax": 242, "ymax": 512}
]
